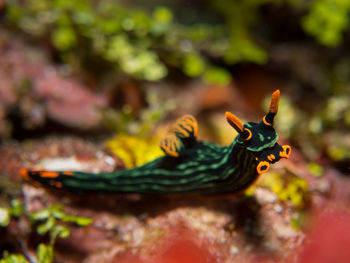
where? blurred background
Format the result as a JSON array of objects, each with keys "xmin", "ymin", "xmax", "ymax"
[
  {"xmin": 1, "ymin": 0, "xmax": 350, "ymax": 262},
  {"xmin": 1, "ymin": 0, "xmax": 350, "ymax": 162}
]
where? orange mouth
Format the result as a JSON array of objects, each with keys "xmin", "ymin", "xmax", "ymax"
[
  {"xmin": 257, "ymin": 161, "xmax": 270, "ymax": 175},
  {"xmin": 279, "ymin": 145, "xmax": 291, "ymax": 159}
]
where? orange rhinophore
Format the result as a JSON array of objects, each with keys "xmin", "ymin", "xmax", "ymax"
[{"xmin": 269, "ymin": 89, "xmax": 280, "ymax": 114}]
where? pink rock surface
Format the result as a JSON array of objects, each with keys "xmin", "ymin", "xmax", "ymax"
[
  {"xmin": 0, "ymin": 31, "xmax": 108, "ymax": 131},
  {"xmin": 34, "ymin": 69, "xmax": 107, "ymax": 128}
]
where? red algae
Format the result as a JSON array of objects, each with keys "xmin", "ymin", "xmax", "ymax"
[
  {"xmin": 113, "ymin": 252, "xmax": 144, "ymax": 263},
  {"xmin": 298, "ymin": 205, "xmax": 350, "ymax": 263},
  {"xmin": 114, "ymin": 227, "xmax": 215, "ymax": 263},
  {"xmin": 155, "ymin": 229, "xmax": 215, "ymax": 263},
  {"xmin": 156, "ymin": 239, "xmax": 213, "ymax": 263}
]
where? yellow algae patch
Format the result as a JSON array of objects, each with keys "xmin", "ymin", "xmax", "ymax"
[{"xmin": 105, "ymin": 134, "xmax": 164, "ymax": 169}]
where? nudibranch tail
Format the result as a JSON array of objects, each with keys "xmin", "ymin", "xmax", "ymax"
[{"xmin": 20, "ymin": 168, "xmax": 65, "ymax": 189}]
